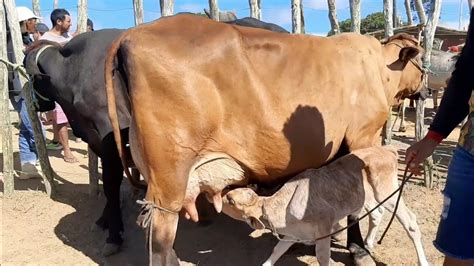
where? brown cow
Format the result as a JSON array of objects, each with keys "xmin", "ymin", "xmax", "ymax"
[{"xmin": 105, "ymin": 14, "xmax": 424, "ymax": 265}]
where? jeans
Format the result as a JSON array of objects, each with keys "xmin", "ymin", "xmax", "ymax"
[
  {"xmin": 434, "ymin": 146, "xmax": 474, "ymax": 259},
  {"xmin": 10, "ymin": 97, "xmax": 40, "ymax": 166}
]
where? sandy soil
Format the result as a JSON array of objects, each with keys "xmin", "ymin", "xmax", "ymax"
[{"xmin": 1, "ymin": 99, "xmax": 458, "ymax": 265}]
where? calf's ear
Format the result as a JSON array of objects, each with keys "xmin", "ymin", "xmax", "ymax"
[{"xmin": 248, "ymin": 216, "xmax": 265, "ymax": 230}]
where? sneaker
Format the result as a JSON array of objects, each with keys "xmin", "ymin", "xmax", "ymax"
[
  {"xmin": 46, "ymin": 141, "xmax": 63, "ymax": 150},
  {"xmin": 18, "ymin": 162, "xmax": 42, "ymax": 179}
]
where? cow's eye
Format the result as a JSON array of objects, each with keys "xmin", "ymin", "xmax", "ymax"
[{"xmin": 229, "ymin": 199, "xmax": 236, "ymax": 206}]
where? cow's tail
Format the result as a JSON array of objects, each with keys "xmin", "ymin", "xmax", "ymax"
[{"xmin": 105, "ymin": 35, "xmax": 145, "ymax": 190}]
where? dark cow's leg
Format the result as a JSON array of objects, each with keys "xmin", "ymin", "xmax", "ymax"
[
  {"xmin": 99, "ymin": 133, "xmax": 124, "ymax": 256},
  {"xmin": 347, "ymin": 216, "xmax": 373, "ymax": 265}
]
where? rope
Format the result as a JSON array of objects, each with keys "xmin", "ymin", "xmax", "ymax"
[
  {"xmin": 136, "ymin": 199, "xmax": 179, "ymax": 266},
  {"xmin": 262, "ymin": 165, "xmax": 413, "ymax": 244}
]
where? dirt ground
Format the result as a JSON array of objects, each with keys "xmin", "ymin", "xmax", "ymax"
[{"xmin": 1, "ymin": 99, "xmax": 459, "ymax": 265}]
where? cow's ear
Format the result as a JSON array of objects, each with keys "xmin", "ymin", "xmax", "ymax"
[
  {"xmin": 399, "ymin": 47, "xmax": 420, "ymax": 63},
  {"xmin": 248, "ymin": 216, "xmax": 265, "ymax": 230}
]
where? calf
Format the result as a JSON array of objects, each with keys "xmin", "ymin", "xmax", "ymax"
[{"xmin": 223, "ymin": 146, "xmax": 428, "ymax": 266}]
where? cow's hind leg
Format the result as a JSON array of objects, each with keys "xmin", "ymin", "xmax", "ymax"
[
  {"xmin": 347, "ymin": 215, "xmax": 375, "ymax": 266},
  {"xmin": 100, "ymin": 133, "xmax": 125, "ymax": 256},
  {"xmin": 139, "ymin": 159, "xmax": 192, "ymax": 266}
]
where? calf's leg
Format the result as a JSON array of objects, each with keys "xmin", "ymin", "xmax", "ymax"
[
  {"xmin": 262, "ymin": 237, "xmax": 294, "ymax": 266},
  {"xmin": 383, "ymin": 198, "xmax": 429, "ymax": 266},
  {"xmin": 364, "ymin": 203, "xmax": 385, "ymax": 250},
  {"xmin": 315, "ymin": 236, "xmax": 331, "ymax": 266}
]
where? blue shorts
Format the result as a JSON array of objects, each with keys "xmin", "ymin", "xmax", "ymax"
[{"xmin": 434, "ymin": 146, "xmax": 474, "ymax": 260}]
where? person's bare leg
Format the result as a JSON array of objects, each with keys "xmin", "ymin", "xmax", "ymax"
[{"xmin": 58, "ymin": 123, "xmax": 77, "ymax": 163}]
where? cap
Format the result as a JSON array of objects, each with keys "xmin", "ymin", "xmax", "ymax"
[
  {"xmin": 16, "ymin": 6, "xmax": 40, "ymax": 22},
  {"xmin": 87, "ymin": 18, "xmax": 94, "ymax": 31},
  {"xmin": 36, "ymin": 23, "xmax": 49, "ymax": 33}
]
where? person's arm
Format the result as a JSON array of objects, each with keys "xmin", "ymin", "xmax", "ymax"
[
  {"xmin": 425, "ymin": 6, "xmax": 474, "ymax": 143},
  {"xmin": 406, "ymin": 8, "xmax": 474, "ymax": 175}
]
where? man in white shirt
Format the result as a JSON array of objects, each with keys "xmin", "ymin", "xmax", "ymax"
[{"xmin": 40, "ymin": 8, "xmax": 77, "ymax": 163}]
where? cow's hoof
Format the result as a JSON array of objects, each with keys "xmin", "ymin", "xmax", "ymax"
[
  {"xmin": 349, "ymin": 243, "xmax": 375, "ymax": 266},
  {"xmin": 399, "ymin": 126, "xmax": 406, "ymax": 133},
  {"xmin": 102, "ymin": 243, "xmax": 121, "ymax": 257}
]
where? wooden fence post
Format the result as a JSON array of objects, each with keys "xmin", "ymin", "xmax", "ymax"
[
  {"xmin": 349, "ymin": 0, "xmax": 361, "ymax": 33},
  {"xmin": 291, "ymin": 0, "xmax": 301, "ymax": 34},
  {"xmin": 1, "ymin": 1, "xmax": 14, "ymax": 196},
  {"xmin": 404, "ymin": 0, "xmax": 414, "ymax": 25},
  {"xmin": 382, "ymin": 0, "xmax": 394, "ymax": 145},
  {"xmin": 419, "ymin": 0, "xmax": 442, "ymax": 188},
  {"xmin": 133, "ymin": 0, "xmax": 144, "ymax": 25},
  {"xmin": 4, "ymin": 0, "xmax": 56, "ymax": 197},
  {"xmin": 77, "ymin": 0, "xmax": 87, "ymax": 34},
  {"xmin": 32, "ymin": 0, "xmax": 41, "ymax": 18},
  {"xmin": 208, "ymin": 0, "xmax": 219, "ymax": 21},
  {"xmin": 249, "ymin": 0, "xmax": 261, "ymax": 20},
  {"xmin": 327, "ymin": 0, "xmax": 340, "ymax": 35},
  {"xmin": 414, "ymin": 0, "xmax": 427, "ymax": 25},
  {"xmin": 160, "ymin": 0, "xmax": 174, "ymax": 17}
]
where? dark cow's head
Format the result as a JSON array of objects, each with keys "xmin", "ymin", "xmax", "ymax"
[{"xmin": 24, "ymin": 40, "xmax": 61, "ymax": 101}]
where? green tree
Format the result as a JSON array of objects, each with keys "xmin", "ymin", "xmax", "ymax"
[
  {"xmin": 338, "ymin": 12, "xmax": 386, "ymax": 34},
  {"xmin": 333, "ymin": 11, "xmax": 406, "ymax": 35}
]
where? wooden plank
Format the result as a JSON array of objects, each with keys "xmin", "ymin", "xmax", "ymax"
[
  {"xmin": 1, "ymin": 0, "xmax": 14, "ymax": 196},
  {"xmin": 133, "ymin": 0, "xmax": 144, "ymax": 25},
  {"xmin": 4, "ymin": 0, "xmax": 56, "ymax": 197},
  {"xmin": 248, "ymin": 0, "xmax": 261, "ymax": 20}
]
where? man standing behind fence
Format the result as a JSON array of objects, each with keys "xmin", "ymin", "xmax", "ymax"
[
  {"xmin": 8, "ymin": 6, "xmax": 41, "ymax": 179},
  {"xmin": 40, "ymin": 8, "xmax": 78, "ymax": 163}
]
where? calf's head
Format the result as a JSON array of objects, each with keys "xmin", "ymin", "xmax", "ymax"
[{"xmin": 223, "ymin": 188, "xmax": 266, "ymax": 230}]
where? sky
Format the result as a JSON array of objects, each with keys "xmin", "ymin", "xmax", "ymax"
[{"xmin": 14, "ymin": 0, "xmax": 472, "ymax": 35}]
